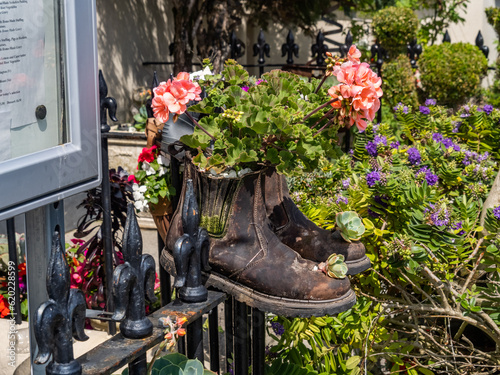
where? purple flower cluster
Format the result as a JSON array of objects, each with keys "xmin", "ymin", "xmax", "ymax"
[
  {"xmin": 336, "ymin": 195, "xmax": 349, "ymax": 205},
  {"xmin": 432, "ymin": 133, "xmax": 460, "ymax": 151},
  {"xmin": 452, "ymin": 121, "xmax": 462, "ymax": 133},
  {"xmin": 425, "ymin": 203, "xmax": 451, "ymax": 227},
  {"xmin": 425, "ymin": 98, "xmax": 437, "ymax": 106},
  {"xmin": 419, "ymin": 106, "xmax": 431, "ymax": 115},
  {"xmin": 462, "ymin": 150, "xmax": 489, "ymax": 166},
  {"xmin": 366, "ymin": 135, "xmax": 388, "ymax": 156},
  {"xmin": 366, "ymin": 171, "xmax": 381, "ymax": 187},
  {"xmin": 390, "ymin": 141, "xmax": 400, "ymax": 149},
  {"xmin": 451, "ymin": 221, "xmax": 466, "ymax": 236},
  {"xmin": 271, "ymin": 321, "xmax": 285, "ymax": 336},
  {"xmin": 342, "ymin": 178, "xmax": 350, "ymax": 189},
  {"xmin": 394, "ymin": 102, "xmax": 409, "ymax": 114},
  {"xmin": 366, "ymin": 142, "xmax": 378, "ymax": 156},
  {"xmin": 477, "ymin": 104, "xmax": 494, "ymax": 115},
  {"xmin": 417, "ymin": 167, "xmax": 439, "ymax": 186},
  {"xmin": 407, "ymin": 147, "xmax": 421, "ymax": 165},
  {"xmin": 460, "ymin": 105, "xmax": 471, "ymax": 118},
  {"xmin": 493, "ymin": 206, "xmax": 500, "ymax": 220}
]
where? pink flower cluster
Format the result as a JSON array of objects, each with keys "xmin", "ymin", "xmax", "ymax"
[
  {"xmin": 328, "ymin": 46, "xmax": 382, "ymax": 131},
  {"xmin": 152, "ymin": 72, "xmax": 202, "ymax": 123}
]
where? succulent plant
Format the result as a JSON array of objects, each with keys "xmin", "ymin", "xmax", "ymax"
[
  {"xmin": 318, "ymin": 253, "xmax": 348, "ymax": 279},
  {"xmin": 122, "ymin": 352, "xmax": 215, "ymax": 375},
  {"xmin": 336, "ymin": 211, "xmax": 365, "ymax": 242}
]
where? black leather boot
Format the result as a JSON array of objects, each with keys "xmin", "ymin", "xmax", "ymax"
[
  {"xmin": 160, "ymin": 162, "xmax": 356, "ymax": 317},
  {"xmin": 263, "ymin": 168, "xmax": 371, "ymax": 275}
]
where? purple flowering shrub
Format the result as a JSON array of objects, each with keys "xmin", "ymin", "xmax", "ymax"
[{"xmin": 284, "ymin": 103, "xmax": 500, "ymax": 373}]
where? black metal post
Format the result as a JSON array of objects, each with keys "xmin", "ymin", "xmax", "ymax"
[
  {"xmin": 33, "ymin": 233, "xmax": 88, "ymax": 375},
  {"xmin": 443, "ymin": 30, "xmax": 451, "ymax": 43},
  {"xmin": 128, "ymin": 354, "xmax": 147, "ymax": 375},
  {"xmin": 187, "ymin": 317, "xmax": 204, "ymax": 362},
  {"xmin": 225, "ymin": 297, "xmax": 234, "ymax": 374},
  {"xmin": 178, "ymin": 335, "xmax": 187, "ymax": 355},
  {"xmin": 252, "ymin": 308, "xmax": 265, "ymax": 375},
  {"xmin": 170, "ymin": 157, "xmax": 181, "ymax": 212},
  {"xmin": 234, "ymin": 300, "xmax": 249, "ymax": 375},
  {"xmin": 230, "ymin": 31, "xmax": 245, "ymax": 60},
  {"xmin": 99, "ymin": 70, "xmax": 118, "ymax": 335},
  {"xmin": 311, "ymin": 31, "xmax": 328, "ymax": 66},
  {"xmin": 282, "ymin": 30, "xmax": 299, "ymax": 65},
  {"xmin": 253, "ymin": 30, "xmax": 270, "ymax": 77},
  {"xmin": 158, "ymin": 232, "xmax": 171, "ymax": 306},
  {"xmin": 370, "ymin": 44, "xmax": 385, "ymax": 124},
  {"xmin": 476, "ymin": 30, "xmax": 490, "ymax": 58},
  {"xmin": 6, "ymin": 218, "xmax": 21, "ymax": 325},
  {"xmin": 112, "ymin": 204, "xmax": 157, "ymax": 339},
  {"xmin": 209, "ymin": 307, "xmax": 220, "ymax": 373}
]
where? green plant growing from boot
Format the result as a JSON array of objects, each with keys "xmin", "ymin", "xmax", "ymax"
[
  {"xmin": 336, "ymin": 211, "xmax": 365, "ymax": 242},
  {"xmin": 318, "ymin": 253, "xmax": 348, "ymax": 279}
]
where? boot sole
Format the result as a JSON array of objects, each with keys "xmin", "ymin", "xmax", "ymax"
[
  {"xmin": 161, "ymin": 250, "xmax": 357, "ymax": 318},
  {"xmin": 346, "ymin": 256, "xmax": 371, "ymax": 276}
]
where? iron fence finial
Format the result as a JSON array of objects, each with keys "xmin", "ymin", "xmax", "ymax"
[
  {"xmin": 34, "ymin": 233, "xmax": 88, "ymax": 375},
  {"xmin": 112, "ymin": 203, "xmax": 157, "ymax": 339}
]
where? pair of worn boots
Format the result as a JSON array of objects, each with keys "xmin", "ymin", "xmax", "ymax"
[{"xmin": 160, "ymin": 161, "xmax": 370, "ymax": 317}]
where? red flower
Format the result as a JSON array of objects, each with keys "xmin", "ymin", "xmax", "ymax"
[
  {"xmin": 0, "ymin": 295, "xmax": 10, "ymax": 318},
  {"xmin": 128, "ymin": 175, "xmax": 138, "ymax": 184},
  {"xmin": 18, "ymin": 263, "xmax": 26, "ymax": 277},
  {"xmin": 138, "ymin": 145, "xmax": 158, "ymax": 163}
]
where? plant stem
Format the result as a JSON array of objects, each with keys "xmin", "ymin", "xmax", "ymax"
[
  {"xmin": 147, "ymin": 340, "xmax": 167, "ymax": 375},
  {"xmin": 302, "ymin": 98, "xmax": 339, "ymax": 122},
  {"xmin": 184, "ymin": 111, "xmax": 215, "ymax": 140},
  {"xmin": 314, "ymin": 74, "xmax": 328, "ymax": 94},
  {"xmin": 310, "ymin": 107, "xmax": 336, "ymax": 129},
  {"xmin": 313, "ymin": 117, "xmax": 337, "ymax": 137}
]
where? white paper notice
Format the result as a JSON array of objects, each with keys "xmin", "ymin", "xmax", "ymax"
[
  {"xmin": 0, "ymin": 0, "xmax": 45, "ymax": 128},
  {"xmin": 0, "ymin": 110, "xmax": 11, "ymax": 162}
]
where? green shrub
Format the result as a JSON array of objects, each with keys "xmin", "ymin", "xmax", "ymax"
[
  {"xmin": 419, "ymin": 42, "xmax": 488, "ymax": 106},
  {"xmin": 372, "ymin": 7, "xmax": 419, "ymax": 59},
  {"xmin": 381, "ymin": 54, "xmax": 418, "ymax": 109}
]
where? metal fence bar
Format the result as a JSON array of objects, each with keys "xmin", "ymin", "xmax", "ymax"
[
  {"xmin": 252, "ymin": 308, "xmax": 265, "ymax": 375},
  {"xmin": 224, "ymin": 296, "xmax": 234, "ymax": 374},
  {"xmin": 187, "ymin": 317, "xmax": 204, "ymax": 362},
  {"xmin": 234, "ymin": 300, "xmax": 249, "ymax": 375},
  {"xmin": 157, "ymin": 232, "xmax": 171, "ymax": 306},
  {"xmin": 78, "ymin": 290, "xmax": 225, "ymax": 375},
  {"xmin": 99, "ymin": 70, "xmax": 118, "ymax": 335},
  {"xmin": 6, "ymin": 218, "xmax": 21, "ymax": 325},
  {"xmin": 208, "ymin": 306, "xmax": 220, "ymax": 373}
]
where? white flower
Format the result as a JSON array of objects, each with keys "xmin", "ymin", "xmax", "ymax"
[
  {"xmin": 134, "ymin": 200, "xmax": 149, "ymax": 212},
  {"xmin": 189, "ymin": 66, "xmax": 213, "ymax": 81},
  {"xmin": 299, "ymin": 94, "xmax": 308, "ymax": 101},
  {"xmin": 142, "ymin": 161, "xmax": 156, "ymax": 176},
  {"xmin": 158, "ymin": 166, "xmax": 168, "ymax": 177},
  {"xmin": 158, "ymin": 154, "xmax": 169, "ymax": 166},
  {"xmin": 132, "ymin": 183, "xmax": 140, "ymax": 191},
  {"xmin": 139, "ymin": 185, "xmax": 147, "ymax": 193},
  {"xmin": 133, "ymin": 191, "xmax": 144, "ymax": 201}
]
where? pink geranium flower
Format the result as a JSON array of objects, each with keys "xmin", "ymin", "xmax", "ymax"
[
  {"xmin": 327, "ymin": 46, "xmax": 382, "ymax": 132},
  {"xmin": 152, "ymin": 72, "xmax": 202, "ymax": 123}
]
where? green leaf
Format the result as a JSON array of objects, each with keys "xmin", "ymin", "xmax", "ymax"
[{"xmin": 346, "ymin": 355, "xmax": 361, "ymax": 370}]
